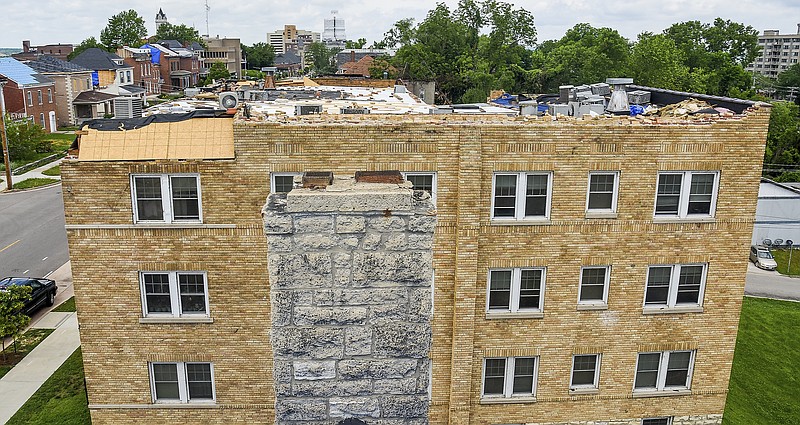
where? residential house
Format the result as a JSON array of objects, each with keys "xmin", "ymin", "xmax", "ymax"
[
  {"xmin": 117, "ymin": 46, "xmax": 161, "ymax": 95},
  {"xmin": 62, "ymin": 83, "xmax": 770, "ymax": 424},
  {"xmin": 26, "ymin": 55, "xmax": 93, "ymax": 126},
  {"xmin": 752, "ymin": 178, "xmax": 800, "ymax": 245},
  {"xmin": 0, "ymin": 57, "xmax": 57, "ymax": 131},
  {"xmin": 71, "ymin": 90, "xmax": 117, "ymax": 123},
  {"xmin": 202, "ymin": 36, "xmax": 243, "ymax": 78},
  {"xmin": 69, "ymin": 48, "xmax": 143, "ymax": 98},
  {"xmin": 273, "ymin": 50, "xmax": 302, "ymax": 75},
  {"xmin": 158, "ymin": 40, "xmax": 203, "ymax": 88}
]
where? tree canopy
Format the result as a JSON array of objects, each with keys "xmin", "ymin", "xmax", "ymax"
[
  {"xmin": 154, "ymin": 23, "xmax": 204, "ymax": 46},
  {"xmin": 205, "ymin": 62, "xmax": 230, "ymax": 83},
  {"xmin": 242, "ymin": 43, "xmax": 276, "ymax": 69},
  {"xmin": 100, "ymin": 9, "xmax": 147, "ymax": 50},
  {"xmin": 68, "ymin": 37, "xmax": 110, "ymax": 60},
  {"xmin": 306, "ymin": 42, "xmax": 338, "ymax": 74}
]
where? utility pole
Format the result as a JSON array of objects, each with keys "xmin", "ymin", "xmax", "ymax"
[{"xmin": 0, "ymin": 81, "xmax": 12, "ymax": 191}]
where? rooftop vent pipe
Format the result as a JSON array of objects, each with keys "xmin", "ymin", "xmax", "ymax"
[{"xmin": 605, "ymin": 78, "xmax": 633, "ymax": 115}]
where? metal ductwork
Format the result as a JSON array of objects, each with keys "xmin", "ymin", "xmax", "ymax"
[{"xmin": 605, "ymin": 78, "xmax": 633, "ymax": 115}]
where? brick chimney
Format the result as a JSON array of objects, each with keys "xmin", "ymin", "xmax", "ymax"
[
  {"xmin": 263, "ymin": 174, "xmax": 435, "ymax": 422},
  {"xmin": 22, "ymin": 40, "xmax": 30, "ymax": 53}
]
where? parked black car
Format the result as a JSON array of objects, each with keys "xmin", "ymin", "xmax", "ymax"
[{"xmin": 0, "ymin": 277, "xmax": 57, "ymax": 315}]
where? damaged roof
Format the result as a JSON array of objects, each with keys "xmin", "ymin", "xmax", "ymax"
[{"xmin": 0, "ymin": 57, "xmax": 54, "ymax": 87}]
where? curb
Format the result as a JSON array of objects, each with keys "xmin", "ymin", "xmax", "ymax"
[{"xmin": 0, "ymin": 180, "xmax": 62, "ymax": 194}]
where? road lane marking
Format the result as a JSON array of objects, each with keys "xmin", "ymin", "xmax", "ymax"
[
  {"xmin": 44, "ymin": 270, "xmax": 55, "ymax": 278},
  {"xmin": 0, "ymin": 239, "xmax": 20, "ymax": 253},
  {"xmin": 23, "ymin": 270, "xmax": 29, "ymax": 274},
  {"xmin": 42, "ymin": 257, "xmax": 48, "ymax": 261}
]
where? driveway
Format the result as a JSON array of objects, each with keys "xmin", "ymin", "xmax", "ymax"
[{"xmin": 745, "ymin": 262, "xmax": 800, "ymax": 301}]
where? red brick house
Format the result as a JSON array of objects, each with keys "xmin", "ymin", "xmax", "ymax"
[{"xmin": 0, "ymin": 57, "xmax": 58, "ymax": 132}]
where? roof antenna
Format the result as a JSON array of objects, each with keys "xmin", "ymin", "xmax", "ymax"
[{"xmin": 204, "ymin": 0, "xmax": 211, "ymax": 38}]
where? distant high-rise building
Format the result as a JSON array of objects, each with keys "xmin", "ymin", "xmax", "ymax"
[
  {"xmin": 155, "ymin": 8, "xmax": 168, "ymax": 33},
  {"xmin": 267, "ymin": 25, "xmax": 321, "ymax": 55},
  {"xmin": 322, "ymin": 10, "xmax": 346, "ymax": 49},
  {"xmin": 746, "ymin": 24, "xmax": 800, "ymax": 78}
]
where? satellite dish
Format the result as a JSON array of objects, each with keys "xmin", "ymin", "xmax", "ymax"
[
  {"xmin": 219, "ymin": 92, "xmax": 238, "ymax": 109},
  {"xmin": 786, "ymin": 239, "xmax": 794, "ymax": 247},
  {"xmin": 763, "ymin": 239, "xmax": 772, "ymax": 246},
  {"xmin": 774, "ymin": 239, "xmax": 784, "ymax": 247}
]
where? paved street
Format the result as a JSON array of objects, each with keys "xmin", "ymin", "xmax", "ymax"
[
  {"xmin": 0, "ymin": 184, "xmax": 69, "ymax": 278},
  {"xmin": 744, "ymin": 262, "xmax": 800, "ymax": 301}
]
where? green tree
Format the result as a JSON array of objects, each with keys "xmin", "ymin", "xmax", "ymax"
[
  {"xmin": 764, "ymin": 101, "xmax": 800, "ymax": 166},
  {"xmin": 100, "ymin": 9, "xmax": 147, "ymax": 50},
  {"xmin": 2, "ymin": 115, "xmax": 49, "ymax": 162},
  {"xmin": 306, "ymin": 42, "xmax": 337, "ymax": 74},
  {"xmin": 345, "ymin": 38, "xmax": 367, "ymax": 49},
  {"xmin": 0, "ymin": 285, "xmax": 32, "ymax": 357},
  {"xmin": 381, "ymin": 18, "xmax": 416, "ymax": 48},
  {"xmin": 154, "ymin": 22, "xmax": 204, "ymax": 46},
  {"xmin": 242, "ymin": 43, "xmax": 275, "ymax": 69},
  {"xmin": 627, "ymin": 32, "xmax": 689, "ymax": 90},
  {"xmin": 777, "ymin": 63, "xmax": 800, "ymax": 94},
  {"xmin": 205, "ymin": 62, "xmax": 231, "ymax": 83},
  {"xmin": 68, "ymin": 37, "xmax": 109, "ymax": 60},
  {"xmin": 535, "ymin": 23, "xmax": 630, "ymax": 92}
]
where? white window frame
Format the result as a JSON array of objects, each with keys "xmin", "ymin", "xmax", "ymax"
[
  {"xmin": 654, "ymin": 171, "xmax": 719, "ymax": 219},
  {"xmin": 586, "ymin": 171, "xmax": 619, "ymax": 215},
  {"xmin": 486, "ymin": 267, "xmax": 546, "ymax": 316},
  {"xmin": 570, "ymin": 354, "xmax": 601, "ymax": 392},
  {"xmin": 481, "ymin": 356, "xmax": 538, "ymax": 400},
  {"xmin": 643, "ymin": 263, "xmax": 707, "ymax": 312},
  {"xmin": 27, "ymin": 91, "xmax": 33, "ymax": 106},
  {"xmin": 491, "ymin": 172, "xmax": 552, "ymax": 221},
  {"xmin": 402, "ymin": 172, "xmax": 437, "ymax": 204},
  {"xmin": 37, "ymin": 90, "xmax": 42, "ymax": 105},
  {"xmin": 140, "ymin": 271, "xmax": 210, "ymax": 318},
  {"xmin": 577, "ymin": 266, "xmax": 610, "ymax": 308},
  {"xmin": 633, "ymin": 351, "xmax": 695, "ymax": 394},
  {"xmin": 149, "ymin": 362, "xmax": 216, "ymax": 404},
  {"xmin": 47, "ymin": 88, "xmax": 53, "ymax": 103},
  {"xmin": 270, "ymin": 172, "xmax": 301, "ymax": 193},
  {"xmin": 131, "ymin": 174, "xmax": 202, "ymax": 224}
]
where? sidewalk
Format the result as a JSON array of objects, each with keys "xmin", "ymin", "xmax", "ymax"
[
  {"xmin": 0, "ymin": 313, "xmax": 79, "ymax": 423},
  {"xmin": 2, "ymin": 157, "xmax": 62, "ymax": 189},
  {"xmin": 0, "ymin": 261, "xmax": 79, "ymax": 423}
]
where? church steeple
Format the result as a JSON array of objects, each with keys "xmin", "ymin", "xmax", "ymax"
[{"xmin": 155, "ymin": 8, "xmax": 168, "ymax": 33}]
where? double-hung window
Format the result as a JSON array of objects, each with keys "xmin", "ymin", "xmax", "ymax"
[
  {"xmin": 578, "ymin": 266, "xmax": 610, "ymax": 308},
  {"xmin": 586, "ymin": 172, "xmax": 619, "ymax": 215},
  {"xmin": 37, "ymin": 90, "xmax": 43, "ymax": 105},
  {"xmin": 644, "ymin": 264, "xmax": 706, "ymax": 311},
  {"xmin": 482, "ymin": 357, "xmax": 537, "ymax": 400},
  {"xmin": 655, "ymin": 172, "xmax": 719, "ymax": 218},
  {"xmin": 140, "ymin": 271, "xmax": 209, "ymax": 318},
  {"xmin": 634, "ymin": 351, "xmax": 694, "ymax": 393},
  {"xmin": 487, "ymin": 268, "xmax": 545, "ymax": 316},
  {"xmin": 642, "ymin": 418, "xmax": 673, "ymax": 425},
  {"xmin": 570, "ymin": 354, "xmax": 601, "ymax": 392},
  {"xmin": 150, "ymin": 362, "xmax": 215, "ymax": 403},
  {"xmin": 132, "ymin": 174, "xmax": 201, "ymax": 223},
  {"xmin": 492, "ymin": 172, "xmax": 552, "ymax": 221},
  {"xmin": 403, "ymin": 172, "xmax": 437, "ymax": 204},
  {"xmin": 270, "ymin": 172, "xmax": 301, "ymax": 193},
  {"xmin": 47, "ymin": 88, "xmax": 53, "ymax": 103},
  {"xmin": 27, "ymin": 91, "xmax": 33, "ymax": 106}
]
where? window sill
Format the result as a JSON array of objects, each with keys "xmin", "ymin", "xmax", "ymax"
[
  {"xmin": 490, "ymin": 218, "xmax": 551, "ymax": 226},
  {"xmin": 569, "ymin": 388, "xmax": 599, "ymax": 396},
  {"xmin": 486, "ymin": 311, "xmax": 544, "ymax": 319},
  {"xmin": 89, "ymin": 403, "xmax": 219, "ymax": 409},
  {"xmin": 642, "ymin": 306, "xmax": 704, "ymax": 315},
  {"xmin": 584, "ymin": 212, "xmax": 617, "ymax": 219},
  {"xmin": 632, "ymin": 388, "xmax": 692, "ymax": 398},
  {"xmin": 139, "ymin": 317, "xmax": 214, "ymax": 324},
  {"xmin": 652, "ymin": 217, "xmax": 716, "ymax": 224},
  {"xmin": 479, "ymin": 396, "xmax": 537, "ymax": 405},
  {"xmin": 577, "ymin": 304, "xmax": 608, "ymax": 311},
  {"xmin": 66, "ymin": 224, "xmax": 236, "ymax": 230}
]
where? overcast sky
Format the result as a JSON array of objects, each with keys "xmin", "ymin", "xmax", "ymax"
[{"xmin": 2, "ymin": 0, "xmax": 800, "ymax": 49}]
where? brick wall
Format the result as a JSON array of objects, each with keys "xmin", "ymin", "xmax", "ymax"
[{"xmin": 62, "ymin": 106, "xmax": 770, "ymax": 424}]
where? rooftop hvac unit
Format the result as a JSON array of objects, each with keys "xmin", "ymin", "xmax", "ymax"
[
  {"xmin": 219, "ymin": 92, "xmax": 238, "ymax": 109},
  {"xmin": 184, "ymin": 88, "xmax": 200, "ymax": 97},
  {"xmin": 341, "ymin": 107, "xmax": 370, "ymax": 114},
  {"xmin": 605, "ymin": 78, "xmax": 633, "ymax": 115},
  {"xmin": 113, "ymin": 97, "xmax": 142, "ymax": 119},
  {"xmin": 627, "ymin": 90, "xmax": 651, "ymax": 105},
  {"xmin": 296, "ymin": 105, "xmax": 323, "ymax": 115},
  {"xmin": 519, "ymin": 101, "xmax": 538, "ymax": 116}
]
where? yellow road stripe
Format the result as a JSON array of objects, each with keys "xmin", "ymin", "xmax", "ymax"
[{"xmin": 0, "ymin": 239, "xmax": 21, "ymax": 253}]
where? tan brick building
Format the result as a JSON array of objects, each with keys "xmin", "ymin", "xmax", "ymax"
[{"xmin": 62, "ymin": 86, "xmax": 770, "ymax": 424}]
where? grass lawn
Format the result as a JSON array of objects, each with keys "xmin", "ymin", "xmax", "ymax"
[
  {"xmin": 0, "ymin": 134, "xmax": 73, "ymax": 171},
  {"xmin": 6, "ymin": 348, "xmax": 90, "ymax": 425},
  {"xmin": 771, "ymin": 248, "xmax": 800, "ymax": 276},
  {"xmin": 13, "ymin": 178, "xmax": 60, "ymax": 190},
  {"xmin": 42, "ymin": 165, "xmax": 61, "ymax": 176},
  {"xmin": 724, "ymin": 297, "xmax": 800, "ymax": 424},
  {"xmin": 0, "ymin": 329, "xmax": 54, "ymax": 379},
  {"xmin": 52, "ymin": 296, "xmax": 76, "ymax": 312}
]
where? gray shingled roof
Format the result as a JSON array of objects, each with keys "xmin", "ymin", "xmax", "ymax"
[
  {"xmin": 159, "ymin": 40, "xmax": 183, "ymax": 49},
  {"xmin": 70, "ymin": 48, "xmax": 128, "ymax": 71},
  {"xmin": 27, "ymin": 55, "xmax": 91, "ymax": 73}
]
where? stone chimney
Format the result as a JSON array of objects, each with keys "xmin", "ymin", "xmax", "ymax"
[{"xmin": 263, "ymin": 174, "xmax": 435, "ymax": 423}]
